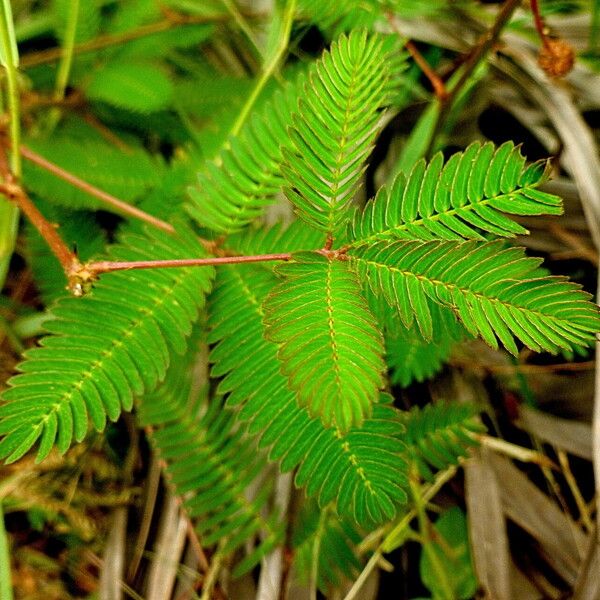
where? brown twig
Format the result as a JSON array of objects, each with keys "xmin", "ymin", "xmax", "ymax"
[
  {"xmin": 386, "ymin": 11, "xmax": 448, "ymax": 99},
  {"xmin": 19, "ymin": 12, "xmax": 251, "ymax": 69},
  {"xmin": 424, "ymin": 0, "xmax": 523, "ymax": 156},
  {"xmin": 0, "ymin": 181, "xmax": 79, "ymax": 274},
  {"xmin": 530, "ymin": 0, "xmax": 550, "ymax": 49},
  {"xmin": 20, "ymin": 145, "xmax": 176, "ymax": 234},
  {"xmin": 385, "ymin": 13, "xmax": 448, "ymax": 100},
  {"xmin": 88, "ymin": 253, "xmax": 293, "ymax": 274},
  {"xmin": 4, "ymin": 134, "xmax": 353, "ymax": 295},
  {"xmin": 0, "ymin": 142, "xmax": 297, "ymax": 296},
  {"xmin": 405, "ymin": 40, "xmax": 448, "ymax": 101},
  {"xmin": 548, "ymin": 223, "xmax": 599, "ymax": 264},
  {"xmin": 444, "ymin": 0, "xmax": 523, "ymax": 110}
]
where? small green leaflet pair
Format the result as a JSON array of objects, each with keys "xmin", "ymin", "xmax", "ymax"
[{"xmin": 243, "ymin": 31, "xmax": 600, "ymax": 433}]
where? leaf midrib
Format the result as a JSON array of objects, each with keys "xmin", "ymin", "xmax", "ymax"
[
  {"xmin": 352, "ymin": 255, "xmax": 583, "ymax": 327},
  {"xmin": 33, "ymin": 270, "xmax": 194, "ymax": 435},
  {"xmin": 325, "ymin": 261, "xmax": 344, "ymax": 398},
  {"xmin": 350, "ymin": 189, "xmax": 536, "ymax": 247}
]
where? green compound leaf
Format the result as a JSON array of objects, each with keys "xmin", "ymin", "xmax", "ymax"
[
  {"xmin": 209, "ymin": 265, "xmax": 408, "ymax": 526},
  {"xmin": 350, "ymin": 141, "xmax": 562, "ymax": 246},
  {"xmin": 138, "ymin": 337, "xmax": 283, "ymax": 578},
  {"xmin": 263, "ymin": 253, "xmax": 385, "ymax": 432},
  {"xmin": 0, "ymin": 225, "xmax": 213, "ymax": 463},
  {"xmin": 402, "ymin": 402, "xmax": 484, "ymax": 481},
  {"xmin": 349, "ymin": 239, "xmax": 600, "ymax": 353},
  {"xmin": 186, "ymin": 74, "xmax": 300, "ymax": 234},
  {"xmin": 386, "ymin": 326, "xmax": 457, "ymax": 388},
  {"xmin": 282, "ymin": 30, "xmax": 395, "ymax": 234}
]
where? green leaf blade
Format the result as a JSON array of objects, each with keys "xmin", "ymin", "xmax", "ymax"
[
  {"xmin": 284, "ymin": 30, "xmax": 396, "ymax": 234},
  {"xmin": 349, "ymin": 239, "xmax": 600, "ymax": 355},
  {"xmin": 350, "ymin": 142, "xmax": 564, "ymax": 246},
  {"xmin": 208, "ymin": 265, "xmax": 408, "ymax": 527},
  {"xmin": 264, "ymin": 253, "xmax": 385, "ymax": 432},
  {"xmin": 0, "ymin": 226, "xmax": 213, "ymax": 462}
]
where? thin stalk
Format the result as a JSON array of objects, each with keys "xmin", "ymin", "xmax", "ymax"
[
  {"xmin": 343, "ymin": 466, "xmax": 458, "ymax": 600},
  {"xmin": 199, "ymin": 548, "xmax": 224, "ymax": 600},
  {"xmin": 228, "ymin": 0, "xmax": 296, "ymax": 138},
  {"xmin": 20, "ymin": 13, "xmax": 245, "ymax": 69},
  {"xmin": 20, "ymin": 145, "xmax": 175, "ymax": 234},
  {"xmin": 0, "ymin": 2, "xmax": 20, "ymax": 178},
  {"xmin": 309, "ymin": 510, "xmax": 328, "ymax": 600},
  {"xmin": 220, "ymin": 0, "xmax": 262, "ymax": 59},
  {"xmin": 385, "ymin": 14, "xmax": 447, "ymax": 100},
  {"xmin": 410, "ymin": 473, "xmax": 455, "ymax": 600},
  {"xmin": 480, "ymin": 435, "xmax": 555, "ymax": 467},
  {"xmin": 530, "ymin": 0, "xmax": 550, "ymax": 49},
  {"xmin": 0, "ymin": 193, "xmax": 18, "ymax": 287},
  {"xmin": 591, "ymin": 0, "xmax": 600, "ymax": 50},
  {"xmin": 0, "ymin": 503, "xmax": 13, "ymax": 600},
  {"xmin": 0, "ymin": 0, "xmax": 20, "ymax": 288},
  {"xmin": 425, "ymin": 0, "xmax": 522, "ymax": 156},
  {"xmin": 53, "ymin": 0, "xmax": 79, "ymax": 102},
  {"xmin": 0, "ymin": 181, "xmax": 78, "ymax": 272},
  {"xmin": 445, "ymin": 0, "xmax": 523, "ymax": 109},
  {"xmin": 405, "ymin": 40, "xmax": 448, "ymax": 100},
  {"xmin": 558, "ymin": 450, "xmax": 594, "ymax": 533},
  {"xmin": 88, "ymin": 253, "xmax": 293, "ymax": 274}
]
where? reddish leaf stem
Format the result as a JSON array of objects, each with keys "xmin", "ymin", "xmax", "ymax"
[
  {"xmin": 0, "ymin": 181, "xmax": 79, "ymax": 273},
  {"xmin": 530, "ymin": 0, "xmax": 550, "ymax": 49},
  {"xmin": 20, "ymin": 145, "xmax": 176, "ymax": 234},
  {"xmin": 445, "ymin": 0, "xmax": 523, "ymax": 108},
  {"xmin": 88, "ymin": 253, "xmax": 293, "ymax": 274},
  {"xmin": 385, "ymin": 13, "xmax": 448, "ymax": 101}
]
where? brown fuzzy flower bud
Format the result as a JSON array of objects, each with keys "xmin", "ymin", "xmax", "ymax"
[{"xmin": 538, "ymin": 38, "xmax": 575, "ymax": 77}]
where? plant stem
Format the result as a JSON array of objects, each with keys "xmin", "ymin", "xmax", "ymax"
[
  {"xmin": 88, "ymin": 243, "xmax": 347, "ymax": 276},
  {"xmin": 0, "ymin": 0, "xmax": 20, "ymax": 288},
  {"xmin": 88, "ymin": 252, "xmax": 293, "ymax": 274},
  {"xmin": 590, "ymin": 0, "xmax": 600, "ymax": 50},
  {"xmin": 444, "ymin": 0, "xmax": 523, "ymax": 110},
  {"xmin": 0, "ymin": 5, "xmax": 19, "ymax": 179},
  {"xmin": 53, "ymin": 0, "xmax": 79, "ymax": 102},
  {"xmin": 385, "ymin": 14, "xmax": 447, "ymax": 100},
  {"xmin": 19, "ymin": 12, "xmax": 246, "ymax": 69},
  {"xmin": 557, "ymin": 449, "xmax": 594, "ymax": 532},
  {"xmin": 19, "ymin": 145, "xmax": 175, "ymax": 233},
  {"xmin": 343, "ymin": 466, "xmax": 458, "ymax": 600},
  {"xmin": 0, "ymin": 503, "xmax": 12, "ymax": 600},
  {"xmin": 410, "ymin": 471, "xmax": 455, "ymax": 600},
  {"xmin": 220, "ymin": 0, "xmax": 262, "ymax": 59},
  {"xmin": 309, "ymin": 509, "xmax": 328, "ymax": 600},
  {"xmin": 424, "ymin": 0, "xmax": 522, "ymax": 157},
  {"xmin": 228, "ymin": 0, "xmax": 296, "ymax": 138},
  {"xmin": 530, "ymin": 0, "xmax": 550, "ymax": 49},
  {"xmin": 405, "ymin": 40, "xmax": 448, "ymax": 100},
  {"xmin": 199, "ymin": 547, "xmax": 224, "ymax": 600},
  {"xmin": 0, "ymin": 181, "xmax": 78, "ymax": 272}
]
